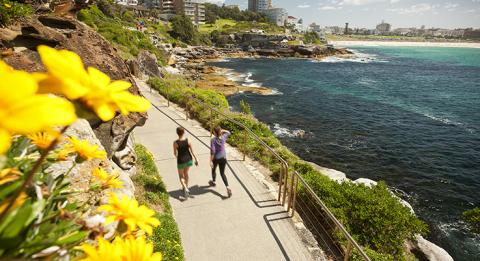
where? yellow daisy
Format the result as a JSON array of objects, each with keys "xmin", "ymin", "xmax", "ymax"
[
  {"xmin": 27, "ymin": 129, "xmax": 60, "ymax": 150},
  {"xmin": 79, "ymin": 236, "xmax": 162, "ymax": 261},
  {"xmin": 0, "ymin": 61, "xmax": 77, "ymax": 154},
  {"xmin": 92, "ymin": 168, "xmax": 123, "ymax": 189},
  {"xmin": 0, "ymin": 192, "xmax": 28, "ymax": 213},
  {"xmin": 65, "ymin": 136, "xmax": 106, "ymax": 161},
  {"xmin": 98, "ymin": 194, "xmax": 160, "ymax": 235},
  {"xmin": 37, "ymin": 46, "xmax": 151, "ymax": 121}
]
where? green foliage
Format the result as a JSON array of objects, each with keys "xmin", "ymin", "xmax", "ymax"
[
  {"xmin": 239, "ymin": 100, "xmax": 252, "ymax": 115},
  {"xmin": 0, "ymin": 137, "xmax": 89, "ymax": 258},
  {"xmin": 204, "ymin": 3, "xmax": 269, "ymax": 23},
  {"xmin": 77, "ymin": 4, "xmax": 166, "ymax": 63},
  {"xmin": 304, "ymin": 31, "xmax": 321, "ymax": 44},
  {"xmin": 170, "ymin": 15, "xmax": 196, "ymax": 44},
  {"xmin": 0, "ymin": 0, "xmax": 33, "ymax": 26},
  {"xmin": 463, "ymin": 207, "xmax": 480, "ymax": 233},
  {"xmin": 147, "ymin": 74, "xmax": 429, "ymax": 258},
  {"xmin": 134, "ymin": 144, "xmax": 184, "ymax": 261}
]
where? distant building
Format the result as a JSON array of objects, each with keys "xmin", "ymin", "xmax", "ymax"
[
  {"xmin": 344, "ymin": 22, "xmax": 349, "ymax": 34},
  {"xmin": 263, "ymin": 8, "xmax": 288, "ymax": 26},
  {"xmin": 174, "ymin": 0, "xmax": 205, "ymax": 25},
  {"xmin": 376, "ymin": 20, "xmax": 391, "ymax": 35},
  {"xmin": 156, "ymin": 0, "xmax": 204, "ymax": 24},
  {"xmin": 324, "ymin": 26, "xmax": 343, "ymax": 35},
  {"xmin": 116, "ymin": 0, "xmax": 138, "ymax": 6},
  {"xmin": 225, "ymin": 5, "xmax": 240, "ymax": 9},
  {"xmin": 308, "ymin": 23, "xmax": 321, "ymax": 33},
  {"xmin": 286, "ymin": 16, "xmax": 304, "ymax": 32},
  {"xmin": 248, "ymin": 0, "xmax": 272, "ymax": 13}
]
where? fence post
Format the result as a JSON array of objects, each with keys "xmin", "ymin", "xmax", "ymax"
[
  {"xmin": 243, "ymin": 130, "xmax": 247, "ymax": 161},
  {"xmin": 287, "ymin": 170, "xmax": 295, "ymax": 211},
  {"xmin": 282, "ymin": 166, "xmax": 288, "ymax": 206},
  {"xmin": 210, "ymin": 108, "xmax": 214, "ymax": 136},
  {"xmin": 344, "ymin": 241, "xmax": 354, "ymax": 261},
  {"xmin": 290, "ymin": 175, "xmax": 299, "ymax": 217},
  {"xmin": 277, "ymin": 165, "xmax": 284, "ymax": 202},
  {"xmin": 185, "ymin": 101, "xmax": 188, "ymax": 120}
]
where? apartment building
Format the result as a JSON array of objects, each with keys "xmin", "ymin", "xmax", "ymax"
[
  {"xmin": 174, "ymin": 0, "xmax": 205, "ymax": 25},
  {"xmin": 248, "ymin": 0, "xmax": 272, "ymax": 13}
]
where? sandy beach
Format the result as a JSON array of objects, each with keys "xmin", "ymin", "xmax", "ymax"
[{"xmin": 331, "ymin": 40, "xmax": 480, "ymax": 48}]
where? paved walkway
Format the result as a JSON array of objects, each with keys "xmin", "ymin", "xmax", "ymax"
[{"xmin": 134, "ymin": 80, "xmax": 314, "ymax": 261}]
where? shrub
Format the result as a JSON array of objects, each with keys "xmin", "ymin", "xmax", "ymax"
[
  {"xmin": 170, "ymin": 15, "xmax": 196, "ymax": 44},
  {"xmin": 239, "ymin": 100, "xmax": 252, "ymax": 114},
  {"xmin": 0, "ymin": 0, "xmax": 33, "ymax": 26},
  {"xmin": 134, "ymin": 144, "xmax": 184, "ymax": 261},
  {"xmin": 463, "ymin": 207, "xmax": 480, "ymax": 233},
  {"xmin": 147, "ymin": 74, "xmax": 428, "ymax": 258}
]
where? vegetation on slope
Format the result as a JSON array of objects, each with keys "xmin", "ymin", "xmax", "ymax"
[
  {"xmin": 199, "ymin": 18, "xmax": 283, "ymax": 35},
  {"xmin": 0, "ymin": 0, "xmax": 33, "ymax": 26},
  {"xmin": 77, "ymin": 4, "xmax": 166, "ymax": 62},
  {"xmin": 133, "ymin": 144, "xmax": 185, "ymax": 261},
  {"xmin": 204, "ymin": 3, "xmax": 269, "ymax": 24},
  {"xmin": 147, "ymin": 75, "xmax": 428, "ymax": 259}
]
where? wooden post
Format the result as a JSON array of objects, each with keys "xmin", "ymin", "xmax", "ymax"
[
  {"xmin": 243, "ymin": 130, "xmax": 247, "ymax": 161},
  {"xmin": 344, "ymin": 241, "xmax": 354, "ymax": 261}
]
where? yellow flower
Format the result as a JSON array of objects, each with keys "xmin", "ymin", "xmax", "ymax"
[
  {"xmin": 56, "ymin": 146, "xmax": 74, "ymax": 161},
  {"xmin": 79, "ymin": 236, "xmax": 162, "ymax": 261},
  {"xmin": 98, "ymin": 194, "xmax": 160, "ymax": 235},
  {"xmin": 0, "ymin": 61, "xmax": 77, "ymax": 154},
  {"xmin": 78, "ymin": 237, "xmax": 122, "ymax": 261},
  {"xmin": 37, "ymin": 46, "xmax": 151, "ymax": 121},
  {"xmin": 27, "ymin": 129, "xmax": 60, "ymax": 150},
  {"xmin": 4, "ymin": 3, "xmax": 12, "ymax": 8},
  {"xmin": 65, "ymin": 136, "xmax": 106, "ymax": 161},
  {"xmin": 0, "ymin": 168, "xmax": 22, "ymax": 186},
  {"xmin": 92, "ymin": 168, "xmax": 123, "ymax": 189},
  {"xmin": 0, "ymin": 192, "xmax": 28, "ymax": 213}
]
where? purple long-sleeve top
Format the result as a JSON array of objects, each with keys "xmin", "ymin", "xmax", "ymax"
[{"xmin": 211, "ymin": 131, "xmax": 231, "ymax": 159}]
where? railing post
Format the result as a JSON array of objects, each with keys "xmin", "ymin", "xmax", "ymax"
[
  {"xmin": 210, "ymin": 108, "xmax": 214, "ymax": 136},
  {"xmin": 185, "ymin": 101, "xmax": 188, "ymax": 120},
  {"xmin": 243, "ymin": 130, "xmax": 247, "ymax": 161},
  {"xmin": 287, "ymin": 169, "xmax": 295, "ymax": 211},
  {"xmin": 277, "ymin": 165, "xmax": 284, "ymax": 202},
  {"xmin": 282, "ymin": 165, "xmax": 288, "ymax": 206},
  {"xmin": 344, "ymin": 241, "xmax": 354, "ymax": 261},
  {"xmin": 290, "ymin": 175, "xmax": 299, "ymax": 217}
]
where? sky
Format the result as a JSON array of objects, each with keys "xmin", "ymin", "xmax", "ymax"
[{"xmin": 204, "ymin": 0, "xmax": 480, "ymax": 29}]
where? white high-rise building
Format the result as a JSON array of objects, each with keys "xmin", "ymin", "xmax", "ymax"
[{"xmin": 248, "ymin": 0, "xmax": 272, "ymax": 13}]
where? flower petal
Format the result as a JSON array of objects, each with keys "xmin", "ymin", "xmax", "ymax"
[
  {"xmin": 111, "ymin": 92, "xmax": 151, "ymax": 115},
  {"xmin": 4, "ymin": 95, "xmax": 76, "ymax": 134},
  {"xmin": 0, "ymin": 129, "xmax": 11, "ymax": 154},
  {"xmin": 87, "ymin": 67, "xmax": 111, "ymax": 90},
  {"xmin": 0, "ymin": 71, "xmax": 38, "ymax": 104}
]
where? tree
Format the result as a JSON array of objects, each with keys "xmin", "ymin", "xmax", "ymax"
[
  {"xmin": 170, "ymin": 15, "xmax": 196, "ymax": 44},
  {"xmin": 303, "ymin": 31, "xmax": 320, "ymax": 44}
]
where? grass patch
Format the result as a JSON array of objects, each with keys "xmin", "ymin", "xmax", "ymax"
[
  {"xmin": 147, "ymin": 74, "xmax": 429, "ymax": 259},
  {"xmin": 134, "ymin": 144, "xmax": 184, "ymax": 261},
  {"xmin": 0, "ymin": 0, "xmax": 33, "ymax": 26}
]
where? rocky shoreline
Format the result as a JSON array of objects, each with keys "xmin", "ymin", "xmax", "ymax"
[{"xmin": 161, "ymin": 45, "xmax": 353, "ymax": 96}]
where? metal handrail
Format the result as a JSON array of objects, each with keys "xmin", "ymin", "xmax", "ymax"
[
  {"xmin": 293, "ymin": 171, "xmax": 371, "ymax": 261},
  {"xmin": 149, "ymin": 78, "xmax": 369, "ymax": 260}
]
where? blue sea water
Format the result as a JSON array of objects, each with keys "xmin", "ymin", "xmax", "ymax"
[{"xmin": 210, "ymin": 46, "xmax": 480, "ymax": 260}]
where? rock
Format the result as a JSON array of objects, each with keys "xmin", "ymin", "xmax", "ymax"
[
  {"xmin": 307, "ymin": 162, "xmax": 349, "ymax": 183},
  {"xmin": 256, "ymin": 49, "xmax": 278, "ymax": 56},
  {"xmin": 136, "ymin": 50, "xmax": 162, "ymax": 78},
  {"xmin": 412, "ymin": 235, "xmax": 454, "ymax": 261},
  {"xmin": 294, "ymin": 46, "xmax": 315, "ymax": 56},
  {"xmin": 353, "ymin": 178, "xmax": 378, "ymax": 188},
  {"xmin": 112, "ymin": 136, "xmax": 137, "ymax": 175},
  {"xmin": 126, "ymin": 59, "xmax": 140, "ymax": 77}
]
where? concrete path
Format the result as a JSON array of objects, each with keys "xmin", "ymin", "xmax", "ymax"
[{"xmin": 134, "ymin": 80, "xmax": 314, "ymax": 261}]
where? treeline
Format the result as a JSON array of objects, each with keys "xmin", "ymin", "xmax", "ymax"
[{"xmin": 204, "ymin": 3, "xmax": 269, "ymax": 24}]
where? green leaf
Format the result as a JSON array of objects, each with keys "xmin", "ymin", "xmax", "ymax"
[
  {"xmin": 0, "ymin": 199, "xmax": 34, "ymax": 238},
  {"xmin": 55, "ymin": 231, "xmax": 89, "ymax": 245}
]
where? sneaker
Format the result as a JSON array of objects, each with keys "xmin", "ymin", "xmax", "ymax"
[
  {"xmin": 208, "ymin": 180, "xmax": 216, "ymax": 187},
  {"xmin": 227, "ymin": 188, "xmax": 232, "ymax": 198},
  {"xmin": 185, "ymin": 188, "xmax": 190, "ymax": 198}
]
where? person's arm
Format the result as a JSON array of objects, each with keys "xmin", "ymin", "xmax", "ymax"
[
  {"xmin": 173, "ymin": 141, "xmax": 178, "ymax": 158},
  {"xmin": 221, "ymin": 130, "xmax": 231, "ymax": 141},
  {"xmin": 188, "ymin": 140, "xmax": 198, "ymax": 166}
]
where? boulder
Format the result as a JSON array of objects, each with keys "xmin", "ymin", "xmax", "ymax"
[
  {"xmin": 411, "ymin": 235, "xmax": 454, "ymax": 261},
  {"xmin": 307, "ymin": 162, "xmax": 349, "ymax": 183},
  {"xmin": 136, "ymin": 50, "xmax": 162, "ymax": 78},
  {"xmin": 353, "ymin": 178, "xmax": 378, "ymax": 188},
  {"xmin": 294, "ymin": 46, "xmax": 315, "ymax": 56},
  {"xmin": 256, "ymin": 49, "xmax": 278, "ymax": 56}
]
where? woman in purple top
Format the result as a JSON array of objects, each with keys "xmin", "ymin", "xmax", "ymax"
[{"xmin": 209, "ymin": 126, "xmax": 232, "ymax": 197}]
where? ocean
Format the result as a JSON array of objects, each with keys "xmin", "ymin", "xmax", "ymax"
[{"xmin": 210, "ymin": 46, "xmax": 480, "ymax": 260}]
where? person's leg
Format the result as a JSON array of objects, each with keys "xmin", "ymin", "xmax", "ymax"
[
  {"xmin": 184, "ymin": 166, "xmax": 190, "ymax": 189},
  {"xmin": 210, "ymin": 158, "xmax": 218, "ymax": 185},
  {"xmin": 218, "ymin": 158, "xmax": 229, "ymax": 187},
  {"xmin": 178, "ymin": 168, "xmax": 187, "ymax": 190}
]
